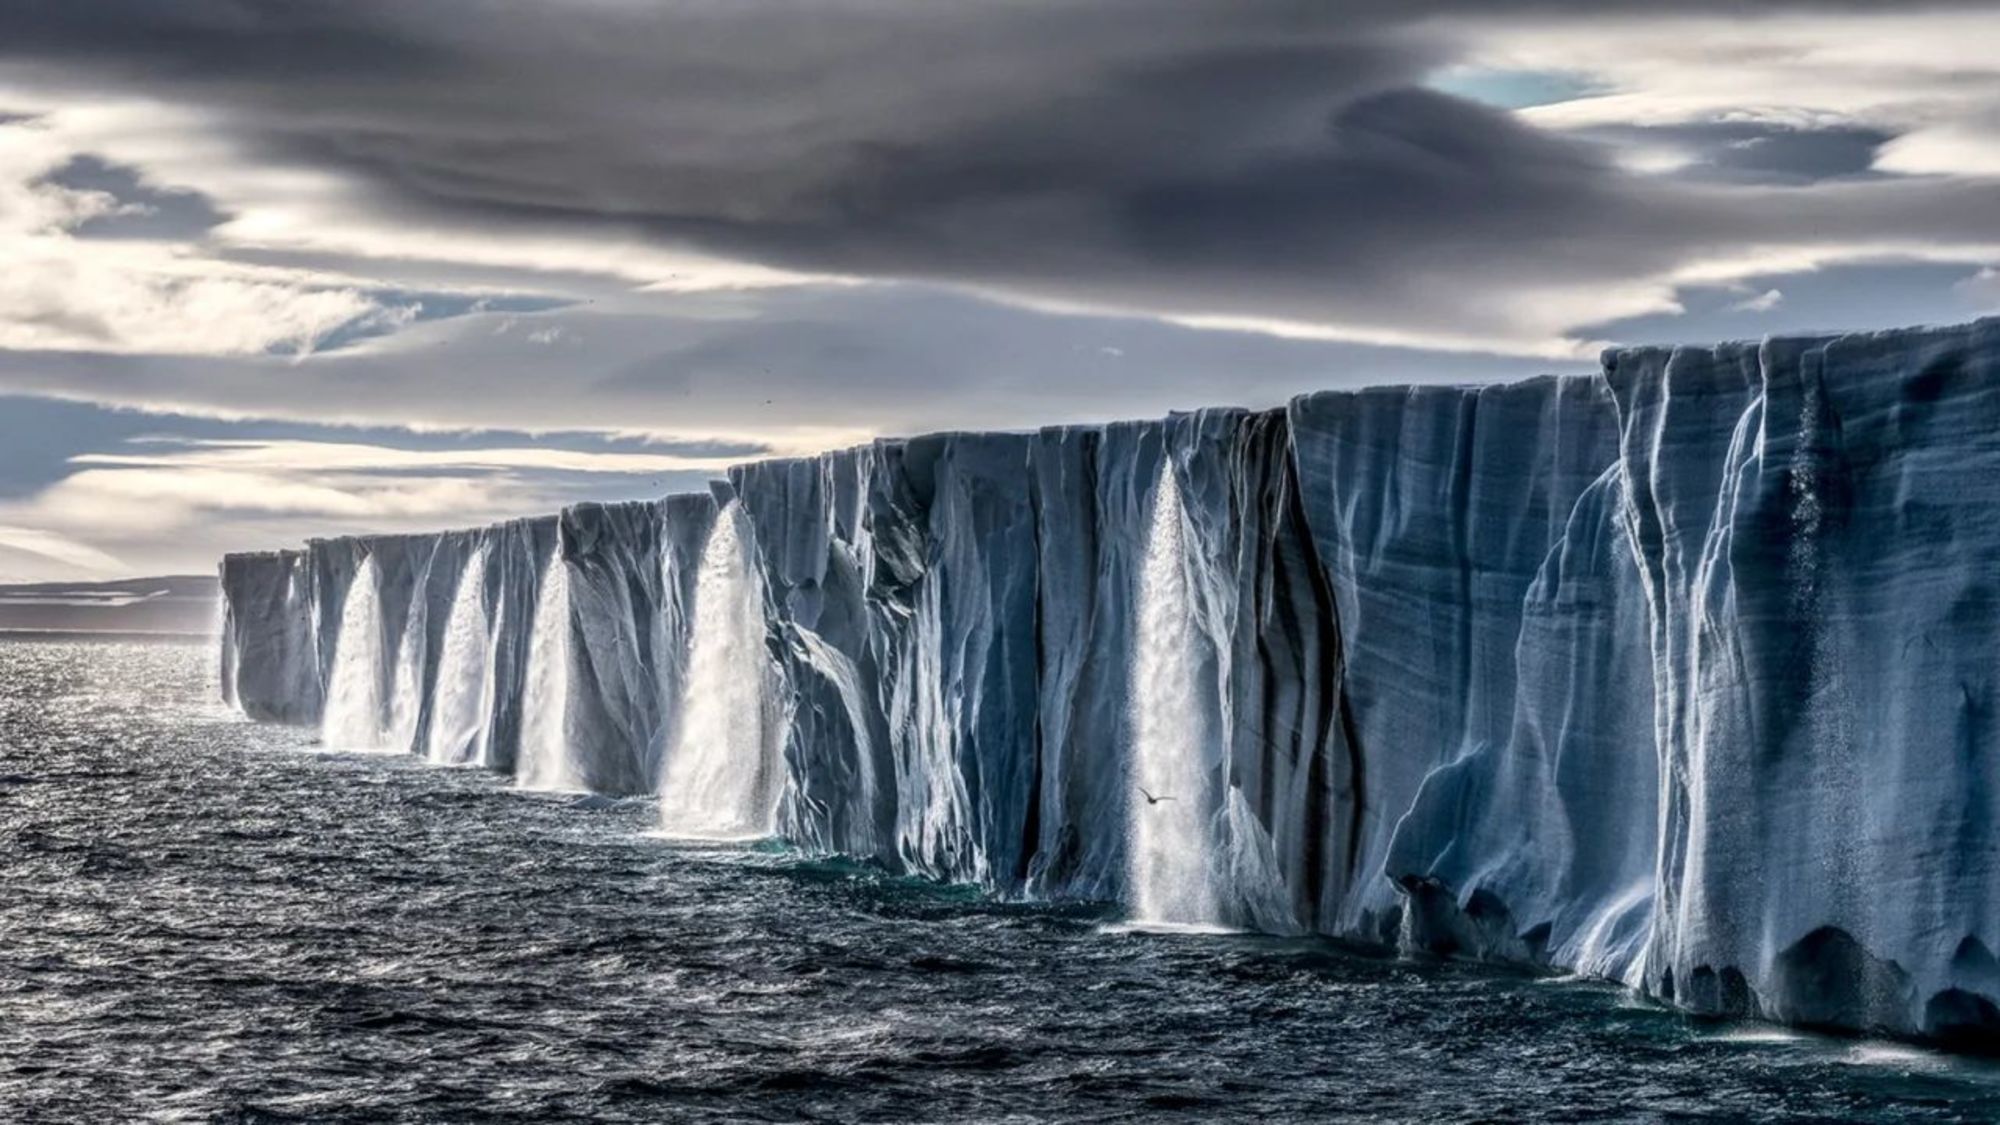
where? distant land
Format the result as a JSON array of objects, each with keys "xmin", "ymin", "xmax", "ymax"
[{"xmin": 0, "ymin": 575, "xmax": 220, "ymax": 639}]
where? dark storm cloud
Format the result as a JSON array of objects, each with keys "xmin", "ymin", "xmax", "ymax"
[{"xmin": 1, "ymin": 1, "xmax": 1997, "ymax": 347}]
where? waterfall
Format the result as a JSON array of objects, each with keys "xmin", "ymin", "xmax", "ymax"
[
  {"xmin": 516, "ymin": 549, "xmax": 583, "ymax": 791},
  {"xmin": 385, "ymin": 595, "xmax": 425, "ymax": 753},
  {"xmin": 426, "ymin": 546, "xmax": 494, "ymax": 767},
  {"xmin": 320, "ymin": 554, "xmax": 426, "ymax": 753},
  {"xmin": 659, "ymin": 504, "xmax": 783, "ymax": 839},
  {"xmin": 321, "ymin": 556, "xmax": 387, "ymax": 750},
  {"xmin": 218, "ymin": 597, "xmax": 238, "ymax": 709},
  {"xmin": 1126, "ymin": 467, "xmax": 1225, "ymax": 929}
]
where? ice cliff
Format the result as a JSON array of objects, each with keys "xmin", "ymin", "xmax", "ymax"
[{"xmin": 218, "ymin": 318, "xmax": 2000, "ymax": 1048}]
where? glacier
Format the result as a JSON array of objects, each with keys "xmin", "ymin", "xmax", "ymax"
[{"xmin": 218, "ymin": 318, "xmax": 2000, "ymax": 1047}]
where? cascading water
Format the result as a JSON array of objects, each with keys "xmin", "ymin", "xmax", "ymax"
[
  {"xmin": 217, "ymin": 593, "xmax": 238, "ymax": 708},
  {"xmin": 385, "ymin": 598, "xmax": 425, "ymax": 753},
  {"xmin": 426, "ymin": 546, "xmax": 495, "ymax": 767},
  {"xmin": 659, "ymin": 504, "xmax": 783, "ymax": 839},
  {"xmin": 1126, "ymin": 467, "xmax": 1225, "ymax": 929},
  {"xmin": 516, "ymin": 549, "xmax": 583, "ymax": 791},
  {"xmin": 321, "ymin": 556, "xmax": 386, "ymax": 750},
  {"xmin": 320, "ymin": 554, "xmax": 425, "ymax": 753}
]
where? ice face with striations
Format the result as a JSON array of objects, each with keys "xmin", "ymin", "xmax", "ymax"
[
  {"xmin": 1606, "ymin": 327, "xmax": 2000, "ymax": 1039},
  {"xmin": 217, "ymin": 318, "xmax": 2000, "ymax": 1048}
]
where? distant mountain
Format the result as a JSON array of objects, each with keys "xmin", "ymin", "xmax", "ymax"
[{"xmin": 0, "ymin": 575, "xmax": 219, "ymax": 638}]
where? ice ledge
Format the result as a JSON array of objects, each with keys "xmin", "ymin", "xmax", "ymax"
[{"xmin": 218, "ymin": 316, "xmax": 2000, "ymax": 1048}]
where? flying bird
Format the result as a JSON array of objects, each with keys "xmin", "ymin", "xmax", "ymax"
[{"xmin": 1138, "ymin": 787, "xmax": 1175, "ymax": 806}]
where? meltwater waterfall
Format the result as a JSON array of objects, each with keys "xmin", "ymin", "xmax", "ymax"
[
  {"xmin": 321, "ymin": 556, "xmax": 388, "ymax": 751},
  {"xmin": 219, "ymin": 318, "xmax": 2000, "ymax": 1047},
  {"xmin": 658, "ymin": 504, "xmax": 782, "ymax": 839},
  {"xmin": 321, "ymin": 554, "xmax": 426, "ymax": 754},
  {"xmin": 426, "ymin": 547, "xmax": 495, "ymax": 767},
  {"xmin": 1126, "ymin": 468, "xmax": 1224, "ymax": 929},
  {"xmin": 516, "ymin": 552, "xmax": 582, "ymax": 791}
]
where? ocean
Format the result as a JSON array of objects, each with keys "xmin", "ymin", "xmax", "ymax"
[{"xmin": 5, "ymin": 639, "xmax": 1998, "ymax": 1123}]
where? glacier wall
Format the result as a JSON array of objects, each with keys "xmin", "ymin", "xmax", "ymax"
[{"xmin": 217, "ymin": 318, "xmax": 2000, "ymax": 1047}]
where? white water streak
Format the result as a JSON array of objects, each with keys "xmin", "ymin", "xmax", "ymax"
[
  {"xmin": 322, "ymin": 554, "xmax": 427, "ymax": 754},
  {"xmin": 427, "ymin": 546, "xmax": 495, "ymax": 767},
  {"xmin": 321, "ymin": 556, "xmax": 388, "ymax": 751},
  {"xmin": 516, "ymin": 550, "xmax": 583, "ymax": 791},
  {"xmin": 1127, "ymin": 468, "xmax": 1224, "ymax": 926},
  {"xmin": 659, "ymin": 505, "xmax": 783, "ymax": 839}
]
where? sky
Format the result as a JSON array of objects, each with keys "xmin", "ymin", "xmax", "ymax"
[{"xmin": 1, "ymin": 1, "xmax": 1998, "ymax": 580}]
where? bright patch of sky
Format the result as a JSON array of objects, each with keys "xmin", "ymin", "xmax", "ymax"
[{"xmin": 1424, "ymin": 67, "xmax": 1605, "ymax": 111}]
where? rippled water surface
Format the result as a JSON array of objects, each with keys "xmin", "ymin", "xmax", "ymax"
[{"xmin": 7, "ymin": 640, "xmax": 2000, "ymax": 1123}]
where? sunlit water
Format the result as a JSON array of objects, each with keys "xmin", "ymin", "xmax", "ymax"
[{"xmin": 6, "ymin": 639, "xmax": 2000, "ymax": 1123}]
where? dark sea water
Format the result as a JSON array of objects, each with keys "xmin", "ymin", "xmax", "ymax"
[{"xmin": 6, "ymin": 640, "xmax": 2000, "ymax": 1123}]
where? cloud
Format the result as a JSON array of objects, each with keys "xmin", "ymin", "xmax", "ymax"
[
  {"xmin": 0, "ymin": 284, "xmax": 1560, "ymax": 446},
  {"xmin": 1482, "ymin": 9, "xmax": 2000, "ymax": 197},
  {"xmin": 0, "ymin": 427, "xmax": 741, "ymax": 578},
  {"xmin": 0, "ymin": 116, "xmax": 424, "ymax": 355},
  {"xmin": 42, "ymin": 434, "xmax": 749, "ymax": 537},
  {"xmin": 0, "ymin": 90, "xmax": 833, "ymax": 295},
  {"xmin": 1877, "ymin": 118, "xmax": 2000, "ymax": 179},
  {"xmin": 1564, "ymin": 121, "xmax": 1896, "ymax": 185},
  {"xmin": 1728, "ymin": 288, "xmax": 1785, "ymax": 313},
  {"xmin": 0, "ymin": 251, "xmax": 392, "ymax": 356},
  {"xmin": 0, "ymin": 281, "xmax": 1558, "ymax": 575},
  {"xmin": 0, "ymin": 107, "xmax": 801, "ymax": 366},
  {"xmin": 0, "ymin": 2, "xmax": 1991, "ymax": 358},
  {"xmin": 1956, "ymin": 265, "xmax": 2000, "ymax": 307},
  {"xmin": 71, "ymin": 436, "xmax": 749, "ymax": 476},
  {"xmin": 0, "ymin": 523, "xmax": 126, "ymax": 580},
  {"xmin": 40, "ymin": 152, "xmax": 230, "ymax": 239},
  {"xmin": 1577, "ymin": 259, "xmax": 2000, "ymax": 347},
  {"xmin": 3, "ymin": 2, "xmax": 2000, "ymax": 580}
]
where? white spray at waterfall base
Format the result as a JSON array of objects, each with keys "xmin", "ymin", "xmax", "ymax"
[
  {"xmin": 1125, "ymin": 468, "xmax": 1228, "ymax": 930},
  {"xmin": 516, "ymin": 549, "xmax": 584, "ymax": 791},
  {"xmin": 427, "ymin": 546, "xmax": 495, "ymax": 767},
  {"xmin": 659, "ymin": 503, "xmax": 784, "ymax": 839}
]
